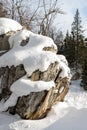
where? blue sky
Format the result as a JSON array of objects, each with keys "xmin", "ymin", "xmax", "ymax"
[{"xmin": 55, "ymin": 0, "xmax": 87, "ymax": 36}]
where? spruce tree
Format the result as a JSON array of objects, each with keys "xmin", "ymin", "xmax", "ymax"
[
  {"xmin": 64, "ymin": 31, "xmax": 75, "ymax": 67},
  {"xmin": 71, "ymin": 9, "xmax": 84, "ymax": 70},
  {"xmin": 71, "ymin": 9, "xmax": 83, "ymax": 44}
]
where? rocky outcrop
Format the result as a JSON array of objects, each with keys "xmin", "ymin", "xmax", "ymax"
[{"xmin": 0, "ymin": 18, "xmax": 71, "ymax": 120}]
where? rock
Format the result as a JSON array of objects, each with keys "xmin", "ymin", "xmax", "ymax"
[
  {"xmin": 43, "ymin": 45, "xmax": 57, "ymax": 53},
  {"xmin": 20, "ymin": 37, "xmax": 29, "ymax": 46},
  {"xmin": 0, "ymin": 32, "xmax": 14, "ymax": 51},
  {"xmin": 14, "ymin": 90, "xmax": 48, "ymax": 119},
  {"xmin": 31, "ymin": 62, "xmax": 59, "ymax": 81},
  {"xmin": 0, "ymin": 18, "xmax": 71, "ymax": 120},
  {"xmin": 0, "ymin": 64, "xmax": 26, "ymax": 100},
  {"xmin": 8, "ymin": 77, "xmax": 69, "ymax": 119},
  {"xmin": 0, "ymin": 52, "xmax": 70, "ymax": 120},
  {"xmin": 30, "ymin": 77, "xmax": 69, "ymax": 120},
  {"xmin": 0, "ymin": 62, "xmax": 70, "ymax": 120}
]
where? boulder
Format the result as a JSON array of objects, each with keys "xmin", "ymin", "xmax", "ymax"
[{"xmin": 0, "ymin": 18, "xmax": 71, "ymax": 120}]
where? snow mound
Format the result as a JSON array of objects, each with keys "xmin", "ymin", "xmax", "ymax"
[{"xmin": 0, "ymin": 18, "xmax": 22, "ymax": 35}]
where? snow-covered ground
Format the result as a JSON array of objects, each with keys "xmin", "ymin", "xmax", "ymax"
[{"xmin": 0, "ymin": 80, "xmax": 87, "ymax": 130}]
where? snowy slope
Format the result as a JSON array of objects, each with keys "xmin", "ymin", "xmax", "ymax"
[{"xmin": 0, "ymin": 80, "xmax": 87, "ymax": 130}]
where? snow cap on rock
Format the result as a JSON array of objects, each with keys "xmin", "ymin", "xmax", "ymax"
[{"xmin": 0, "ymin": 18, "xmax": 22, "ymax": 35}]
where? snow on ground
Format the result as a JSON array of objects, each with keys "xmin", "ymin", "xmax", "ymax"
[
  {"xmin": 0, "ymin": 80, "xmax": 87, "ymax": 130},
  {"xmin": 65, "ymin": 80, "xmax": 87, "ymax": 109}
]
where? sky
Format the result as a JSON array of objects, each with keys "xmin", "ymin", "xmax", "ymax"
[{"xmin": 55, "ymin": 0, "xmax": 87, "ymax": 36}]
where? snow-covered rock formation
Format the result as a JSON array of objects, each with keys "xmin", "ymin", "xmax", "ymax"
[{"xmin": 0, "ymin": 18, "xmax": 71, "ymax": 119}]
